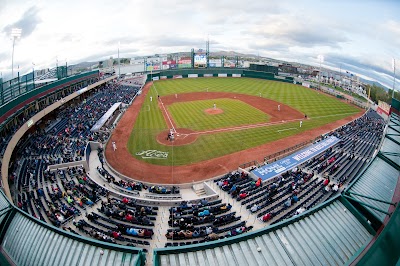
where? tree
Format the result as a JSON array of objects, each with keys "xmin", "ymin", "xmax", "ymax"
[{"xmin": 365, "ymin": 84, "xmax": 399, "ymax": 104}]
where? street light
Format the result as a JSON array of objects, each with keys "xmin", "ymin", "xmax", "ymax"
[{"xmin": 11, "ymin": 28, "xmax": 22, "ymax": 79}]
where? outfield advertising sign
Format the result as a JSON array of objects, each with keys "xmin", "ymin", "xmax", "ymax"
[
  {"xmin": 252, "ymin": 136, "xmax": 340, "ymax": 181},
  {"xmin": 218, "ymin": 73, "xmax": 228, "ymax": 77},
  {"xmin": 188, "ymin": 74, "xmax": 198, "ymax": 78}
]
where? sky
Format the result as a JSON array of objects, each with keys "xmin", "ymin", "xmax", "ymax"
[{"xmin": 0, "ymin": 0, "xmax": 399, "ymax": 90}]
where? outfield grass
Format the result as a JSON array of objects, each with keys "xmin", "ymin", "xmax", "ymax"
[
  {"xmin": 128, "ymin": 78, "xmax": 361, "ymax": 166},
  {"xmin": 168, "ymin": 98, "xmax": 270, "ymax": 131}
]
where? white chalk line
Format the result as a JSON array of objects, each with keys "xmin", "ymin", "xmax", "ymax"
[
  {"xmin": 277, "ymin": 127, "xmax": 298, "ymax": 133},
  {"xmin": 153, "ymin": 83, "xmax": 176, "ymax": 133},
  {"xmin": 173, "ymin": 111, "xmax": 358, "ymax": 137}
]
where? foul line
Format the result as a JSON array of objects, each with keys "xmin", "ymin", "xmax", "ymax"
[
  {"xmin": 277, "ymin": 127, "xmax": 298, "ymax": 133},
  {"xmin": 153, "ymin": 83, "xmax": 176, "ymax": 133},
  {"xmin": 174, "ymin": 112, "xmax": 359, "ymax": 137},
  {"xmin": 188, "ymin": 118, "xmax": 303, "ymax": 136}
]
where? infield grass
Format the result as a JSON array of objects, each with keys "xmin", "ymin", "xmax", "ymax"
[
  {"xmin": 127, "ymin": 78, "xmax": 361, "ymax": 166},
  {"xmin": 168, "ymin": 98, "xmax": 270, "ymax": 131}
]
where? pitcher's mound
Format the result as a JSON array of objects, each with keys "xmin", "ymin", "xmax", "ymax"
[{"xmin": 204, "ymin": 108, "xmax": 224, "ymax": 115}]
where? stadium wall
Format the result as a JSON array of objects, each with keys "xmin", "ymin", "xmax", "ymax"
[
  {"xmin": 391, "ymin": 97, "xmax": 400, "ymax": 115},
  {"xmin": 146, "ymin": 68, "xmax": 294, "ymax": 83},
  {"xmin": 0, "ymin": 70, "xmax": 99, "ymax": 124}
]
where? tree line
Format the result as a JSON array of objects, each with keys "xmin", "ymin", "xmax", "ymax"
[{"xmin": 366, "ymin": 84, "xmax": 399, "ymax": 104}]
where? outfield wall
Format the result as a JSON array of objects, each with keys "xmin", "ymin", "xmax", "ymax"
[{"xmin": 146, "ymin": 68, "xmax": 294, "ymax": 83}]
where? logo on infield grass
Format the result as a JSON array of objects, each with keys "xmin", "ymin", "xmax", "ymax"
[{"xmin": 136, "ymin": 150, "xmax": 169, "ymax": 159}]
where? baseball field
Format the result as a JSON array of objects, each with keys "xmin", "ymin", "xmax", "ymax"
[{"xmin": 124, "ymin": 78, "xmax": 360, "ymax": 167}]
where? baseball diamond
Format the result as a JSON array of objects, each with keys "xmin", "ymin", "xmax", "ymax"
[{"xmin": 105, "ymin": 78, "xmax": 363, "ymax": 184}]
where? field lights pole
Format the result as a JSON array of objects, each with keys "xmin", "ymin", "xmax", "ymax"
[
  {"xmin": 118, "ymin": 41, "xmax": 121, "ymax": 78},
  {"xmin": 393, "ymin": 58, "xmax": 396, "ymax": 99},
  {"xmin": 11, "ymin": 28, "xmax": 22, "ymax": 79},
  {"xmin": 318, "ymin": 55, "xmax": 324, "ymax": 90}
]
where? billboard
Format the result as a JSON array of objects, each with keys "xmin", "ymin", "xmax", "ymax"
[
  {"xmin": 377, "ymin": 100, "xmax": 390, "ymax": 115},
  {"xmin": 146, "ymin": 64, "xmax": 160, "ymax": 71},
  {"xmin": 252, "ymin": 136, "xmax": 340, "ymax": 181},
  {"xmin": 162, "ymin": 60, "xmax": 176, "ymax": 65},
  {"xmin": 178, "ymin": 59, "xmax": 191, "ymax": 69},
  {"xmin": 209, "ymin": 59, "xmax": 221, "ymax": 68},
  {"xmin": 194, "ymin": 54, "xmax": 207, "ymax": 67}
]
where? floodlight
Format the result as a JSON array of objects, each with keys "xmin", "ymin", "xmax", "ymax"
[
  {"xmin": 11, "ymin": 28, "xmax": 22, "ymax": 38},
  {"xmin": 11, "ymin": 28, "xmax": 22, "ymax": 79}
]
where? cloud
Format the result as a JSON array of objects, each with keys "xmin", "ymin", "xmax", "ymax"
[
  {"xmin": 3, "ymin": 6, "xmax": 41, "ymax": 38},
  {"xmin": 147, "ymin": 36, "xmax": 216, "ymax": 48},
  {"xmin": 104, "ymin": 36, "xmax": 142, "ymax": 46},
  {"xmin": 246, "ymin": 13, "xmax": 349, "ymax": 50},
  {"xmin": 326, "ymin": 54, "xmax": 398, "ymax": 79}
]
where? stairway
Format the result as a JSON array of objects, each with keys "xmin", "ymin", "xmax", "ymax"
[{"xmin": 193, "ymin": 185, "xmax": 207, "ymax": 197}]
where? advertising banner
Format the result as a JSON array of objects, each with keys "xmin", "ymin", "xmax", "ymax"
[
  {"xmin": 173, "ymin": 75, "xmax": 183, "ymax": 79},
  {"xmin": 178, "ymin": 64, "xmax": 191, "ymax": 69},
  {"xmin": 274, "ymin": 75, "xmax": 286, "ymax": 80},
  {"xmin": 152, "ymin": 76, "xmax": 159, "ymax": 81},
  {"xmin": 188, "ymin": 74, "xmax": 198, "ymax": 78},
  {"xmin": 178, "ymin": 59, "xmax": 191, "ymax": 65},
  {"xmin": 252, "ymin": 136, "xmax": 341, "ymax": 181},
  {"xmin": 146, "ymin": 65, "xmax": 160, "ymax": 71},
  {"xmin": 377, "ymin": 100, "xmax": 390, "ymax": 115},
  {"xmin": 218, "ymin": 73, "xmax": 228, "ymax": 77},
  {"xmin": 302, "ymin": 82, "xmax": 310, "ymax": 88},
  {"xmin": 232, "ymin": 74, "xmax": 241, "ymax": 78},
  {"xmin": 204, "ymin": 74, "xmax": 213, "ymax": 77},
  {"xmin": 162, "ymin": 60, "xmax": 176, "ymax": 65},
  {"xmin": 160, "ymin": 76, "xmax": 167, "ymax": 80}
]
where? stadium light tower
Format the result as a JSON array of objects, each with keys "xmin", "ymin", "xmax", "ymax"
[
  {"xmin": 118, "ymin": 41, "xmax": 121, "ymax": 78},
  {"xmin": 11, "ymin": 28, "xmax": 22, "ymax": 79},
  {"xmin": 317, "ymin": 55, "xmax": 324, "ymax": 89},
  {"xmin": 393, "ymin": 58, "xmax": 396, "ymax": 98}
]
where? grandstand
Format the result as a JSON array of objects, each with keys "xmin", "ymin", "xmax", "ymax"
[{"xmin": 0, "ymin": 69, "xmax": 399, "ymax": 266}]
